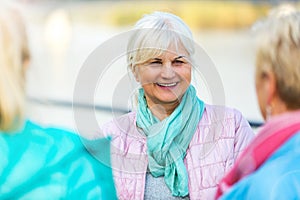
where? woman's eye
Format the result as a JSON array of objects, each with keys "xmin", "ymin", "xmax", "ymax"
[
  {"xmin": 147, "ymin": 61, "xmax": 163, "ymax": 67},
  {"xmin": 150, "ymin": 61, "xmax": 162, "ymax": 65},
  {"xmin": 173, "ymin": 60, "xmax": 185, "ymax": 66}
]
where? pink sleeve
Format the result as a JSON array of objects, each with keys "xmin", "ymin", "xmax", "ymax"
[{"xmin": 233, "ymin": 109, "xmax": 255, "ymax": 160}]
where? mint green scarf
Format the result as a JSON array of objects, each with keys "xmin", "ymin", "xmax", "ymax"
[{"xmin": 136, "ymin": 85, "xmax": 205, "ymax": 197}]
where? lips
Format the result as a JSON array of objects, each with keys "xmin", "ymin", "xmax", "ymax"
[{"xmin": 156, "ymin": 82, "xmax": 178, "ymax": 87}]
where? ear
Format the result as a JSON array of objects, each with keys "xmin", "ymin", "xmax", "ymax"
[{"xmin": 132, "ymin": 65, "xmax": 140, "ymax": 82}]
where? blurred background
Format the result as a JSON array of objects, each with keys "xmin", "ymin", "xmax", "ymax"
[{"xmin": 12, "ymin": 0, "xmax": 299, "ymax": 133}]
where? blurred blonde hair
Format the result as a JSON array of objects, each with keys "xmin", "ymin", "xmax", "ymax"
[
  {"xmin": 127, "ymin": 11, "xmax": 195, "ymax": 71},
  {"xmin": 255, "ymin": 4, "xmax": 300, "ymax": 109},
  {"xmin": 0, "ymin": 4, "xmax": 30, "ymax": 132}
]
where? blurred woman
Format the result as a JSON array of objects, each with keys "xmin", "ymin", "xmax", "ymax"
[
  {"xmin": 102, "ymin": 11, "xmax": 254, "ymax": 200},
  {"xmin": 216, "ymin": 5, "xmax": 300, "ymax": 199},
  {"xmin": 0, "ymin": 4, "xmax": 116, "ymax": 199}
]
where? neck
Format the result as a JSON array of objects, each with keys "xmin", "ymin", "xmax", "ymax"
[
  {"xmin": 270, "ymin": 98, "xmax": 289, "ymax": 118},
  {"xmin": 147, "ymin": 101, "xmax": 180, "ymax": 121}
]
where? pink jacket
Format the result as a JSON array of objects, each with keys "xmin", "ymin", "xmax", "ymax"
[{"xmin": 102, "ymin": 104, "xmax": 254, "ymax": 200}]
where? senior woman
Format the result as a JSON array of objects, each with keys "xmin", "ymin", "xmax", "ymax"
[
  {"xmin": 102, "ymin": 11, "xmax": 254, "ymax": 200},
  {"xmin": 216, "ymin": 5, "xmax": 300, "ymax": 200}
]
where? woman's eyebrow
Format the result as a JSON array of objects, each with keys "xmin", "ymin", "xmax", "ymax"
[
  {"xmin": 174, "ymin": 56, "xmax": 186, "ymax": 60},
  {"xmin": 151, "ymin": 58, "xmax": 163, "ymax": 61}
]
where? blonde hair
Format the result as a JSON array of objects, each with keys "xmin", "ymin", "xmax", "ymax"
[
  {"xmin": 255, "ymin": 4, "xmax": 300, "ymax": 110},
  {"xmin": 127, "ymin": 11, "xmax": 195, "ymax": 71},
  {"xmin": 0, "ymin": 5, "xmax": 29, "ymax": 131}
]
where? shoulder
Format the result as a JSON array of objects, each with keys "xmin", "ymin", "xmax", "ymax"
[
  {"xmin": 102, "ymin": 112, "xmax": 136, "ymax": 131},
  {"xmin": 27, "ymin": 120, "xmax": 79, "ymax": 139},
  {"xmin": 101, "ymin": 112, "xmax": 138, "ymax": 137},
  {"xmin": 196, "ymin": 104, "xmax": 253, "ymax": 142},
  {"xmin": 222, "ymin": 133, "xmax": 300, "ymax": 199},
  {"xmin": 201, "ymin": 104, "xmax": 246, "ymax": 126},
  {"xmin": 223, "ymin": 161, "xmax": 300, "ymax": 200},
  {"xmin": 20, "ymin": 120, "xmax": 85, "ymax": 150}
]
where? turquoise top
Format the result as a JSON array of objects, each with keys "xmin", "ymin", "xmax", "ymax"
[
  {"xmin": 0, "ymin": 120, "xmax": 116, "ymax": 200},
  {"xmin": 220, "ymin": 131, "xmax": 300, "ymax": 200}
]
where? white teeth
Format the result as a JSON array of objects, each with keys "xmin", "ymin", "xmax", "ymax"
[{"xmin": 157, "ymin": 82, "xmax": 177, "ymax": 87}]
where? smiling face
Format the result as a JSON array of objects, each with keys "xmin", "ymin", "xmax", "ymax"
[{"xmin": 134, "ymin": 45, "xmax": 192, "ymax": 109}]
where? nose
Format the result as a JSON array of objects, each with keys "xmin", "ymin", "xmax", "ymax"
[{"xmin": 161, "ymin": 62, "xmax": 175, "ymax": 79}]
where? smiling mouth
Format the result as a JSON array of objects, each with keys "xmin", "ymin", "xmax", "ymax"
[{"xmin": 156, "ymin": 82, "xmax": 178, "ymax": 87}]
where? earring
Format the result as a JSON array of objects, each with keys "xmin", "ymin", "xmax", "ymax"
[{"xmin": 266, "ymin": 105, "xmax": 272, "ymax": 121}]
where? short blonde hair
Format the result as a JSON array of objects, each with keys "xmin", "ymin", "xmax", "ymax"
[
  {"xmin": 127, "ymin": 11, "xmax": 195, "ymax": 71},
  {"xmin": 0, "ymin": 5, "xmax": 29, "ymax": 131},
  {"xmin": 255, "ymin": 4, "xmax": 300, "ymax": 109}
]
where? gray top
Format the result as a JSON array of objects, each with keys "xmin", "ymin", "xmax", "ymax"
[{"xmin": 144, "ymin": 173, "xmax": 190, "ymax": 200}]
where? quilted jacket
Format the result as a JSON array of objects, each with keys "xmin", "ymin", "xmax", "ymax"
[{"xmin": 102, "ymin": 104, "xmax": 254, "ymax": 200}]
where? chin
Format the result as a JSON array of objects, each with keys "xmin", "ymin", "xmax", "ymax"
[{"xmin": 158, "ymin": 97, "xmax": 180, "ymax": 104}]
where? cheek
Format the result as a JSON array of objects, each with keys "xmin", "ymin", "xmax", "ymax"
[
  {"xmin": 186, "ymin": 69, "xmax": 192, "ymax": 83},
  {"xmin": 177, "ymin": 66, "xmax": 192, "ymax": 84},
  {"xmin": 137, "ymin": 69, "xmax": 157, "ymax": 85},
  {"xmin": 256, "ymin": 84, "xmax": 263, "ymax": 105},
  {"xmin": 255, "ymin": 77, "xmax": 262, "ymax": 100},
  {"xmin": 136, "ymin": 68, "xmax": 149, "ymax": 81},
  {"xmin": 255, "ymin": 77, "xmax": 267, "ymax": 118},
  {"xmin": 255, "ymin": 77, "xmax": 260, "ymax": 95}
]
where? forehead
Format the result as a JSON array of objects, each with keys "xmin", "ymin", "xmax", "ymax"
[{"xmin": 146, "ymin": 42, "xmax": 190, "ymax": 59}]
